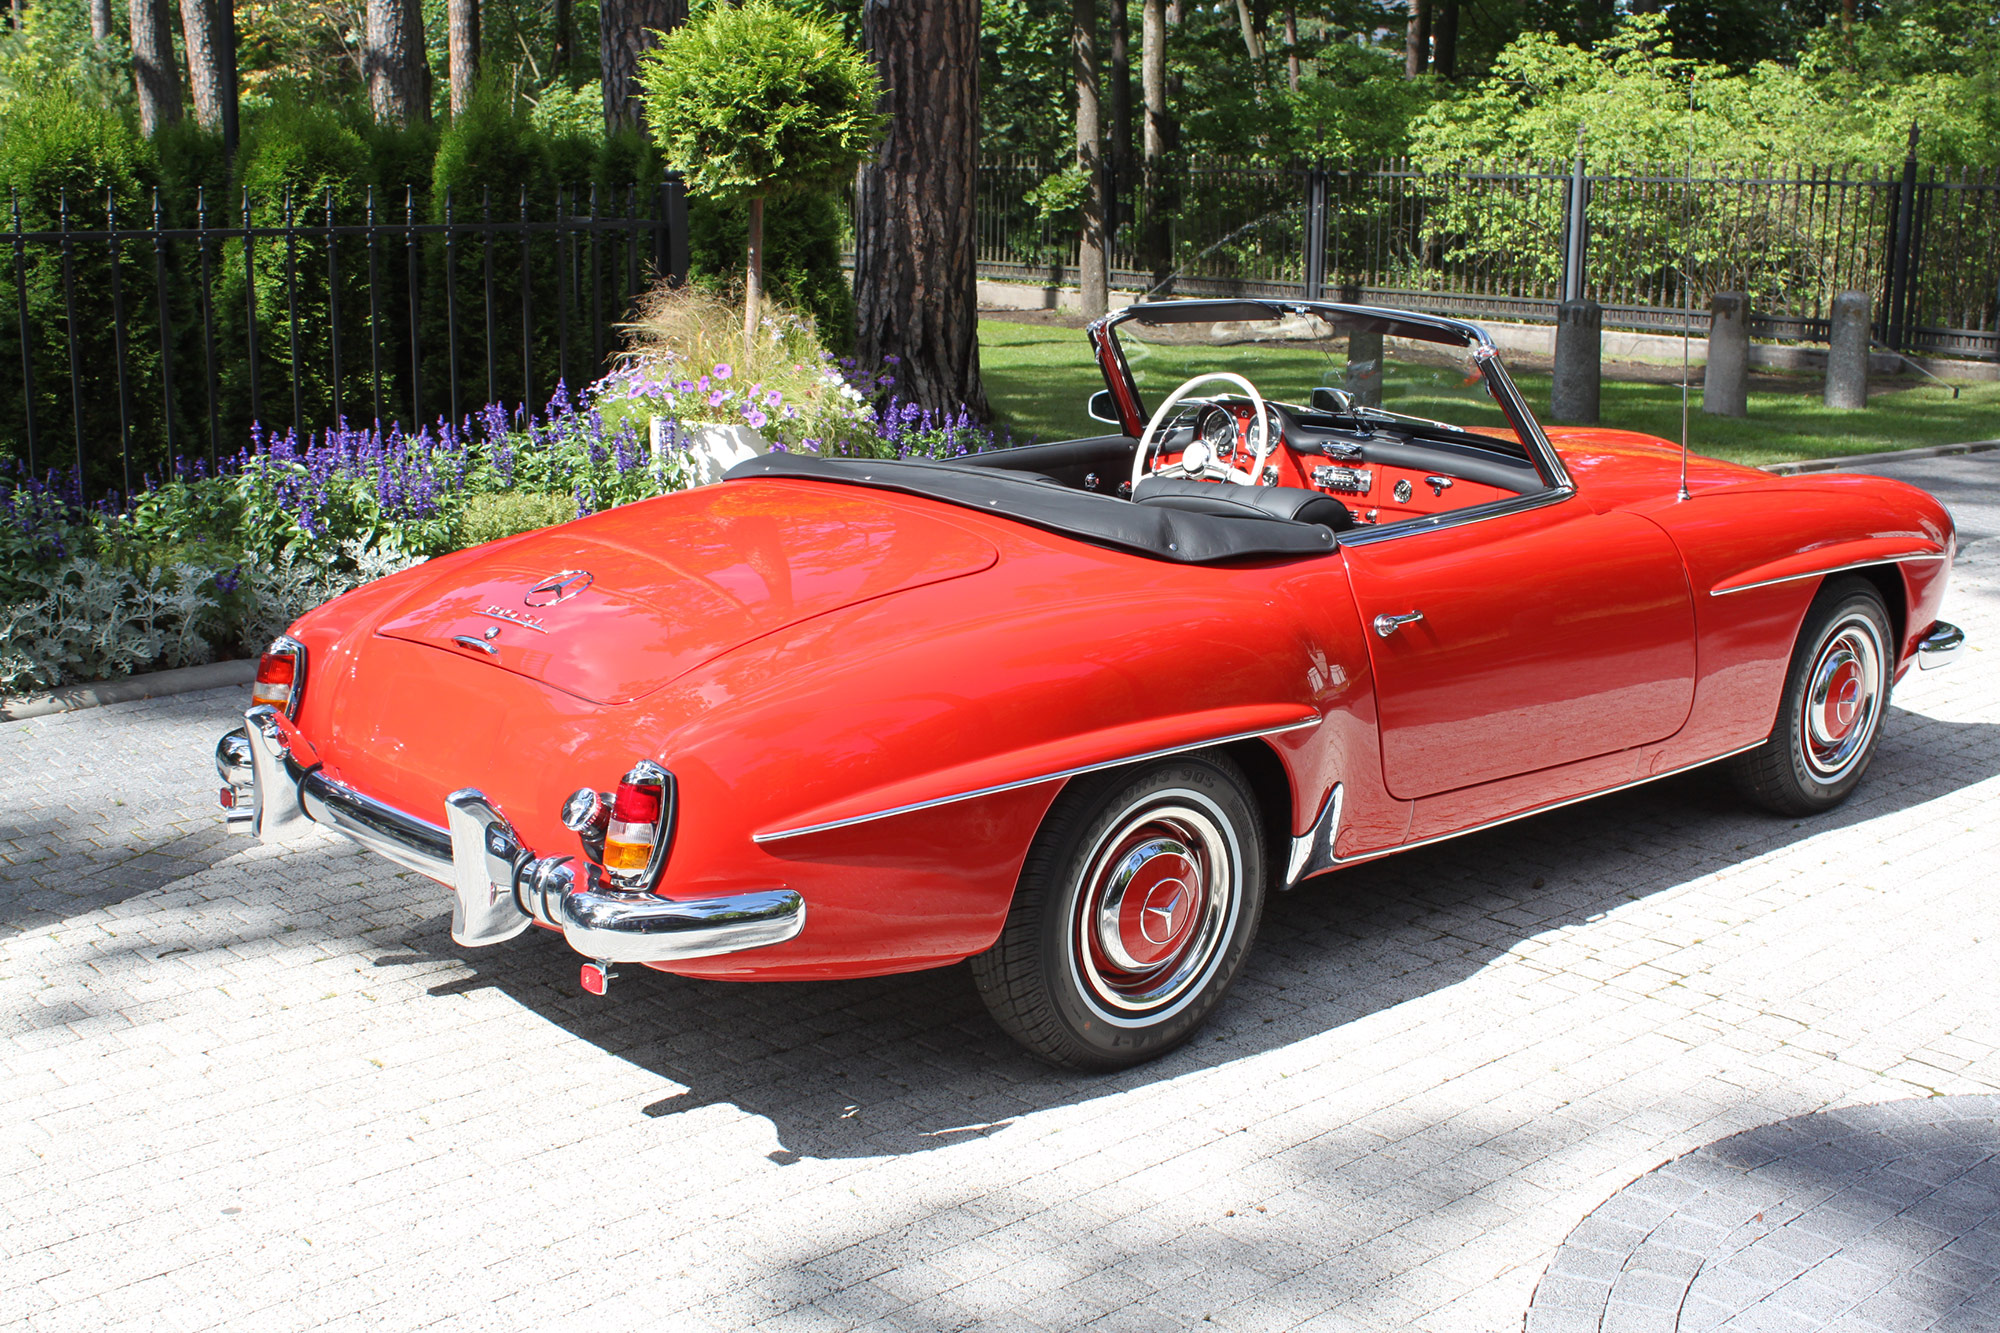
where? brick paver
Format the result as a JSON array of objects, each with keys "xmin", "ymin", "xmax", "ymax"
[
  {"xmin": 3, "ymin": 531, "xmax": 1997, "ymax": 1332},
  {"xmin": 1527, "ymin": 1096, "xmax": 2000, "ymax": 1332}
]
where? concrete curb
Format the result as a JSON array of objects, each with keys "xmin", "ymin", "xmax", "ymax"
[
  {"xmin": 1, "ymin": 658, "xmax": 255, "ymax": 722},
  {"xmin": 1762, "ymin": 439, "xmax": 2000, "ymax": 474}
]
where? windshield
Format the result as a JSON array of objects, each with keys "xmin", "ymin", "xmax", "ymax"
[{"xmin": 1110, "ymin": 305, "xmax": 1520, "ymax": 444}]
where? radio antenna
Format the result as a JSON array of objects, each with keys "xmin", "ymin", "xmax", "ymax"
[{"xmin": 1677, "ymin": 74, "xmax": 1695, "ymax": 503}]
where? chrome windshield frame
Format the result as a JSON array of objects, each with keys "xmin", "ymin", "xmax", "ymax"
[{"xmin": 1086, "ymin": 298, "xmax": 1574, "ymax": 502}]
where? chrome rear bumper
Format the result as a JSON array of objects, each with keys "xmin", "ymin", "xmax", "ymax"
[
  {"xmin": 1918, "ymin": 620, "xmax": 1965, "ymax": 670},
  {"xmin": 217, "ymin": 706, "xmax": 804, "ymax": 965}
]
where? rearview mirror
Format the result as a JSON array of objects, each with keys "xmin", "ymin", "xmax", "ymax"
[
  {"xmin": 1311, "ymin": 386, "xmax": 1354, "ymax": 414},
  {"xmin": 1087, "ymin": 389, "xmax": 1120, "ymax": 424}
]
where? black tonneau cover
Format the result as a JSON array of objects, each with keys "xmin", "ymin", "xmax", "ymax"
[{"xmin": 723, "ymin": 454, "xmax": 1338, "ymax": 564}]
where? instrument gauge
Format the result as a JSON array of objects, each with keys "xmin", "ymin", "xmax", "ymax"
[{"xmin": 1199, "ymin": 405, "xmax": 1237, "ymax": 457}]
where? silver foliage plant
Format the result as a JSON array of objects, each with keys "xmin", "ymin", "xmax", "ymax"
[{"xmin": 0, "ymin": 541, "xmax": 420, "ymax": 695}]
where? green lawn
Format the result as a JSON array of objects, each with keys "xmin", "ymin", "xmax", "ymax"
[{"xmin": 978, "ymin": 317, "xmax": 2000, "ymax": 466}]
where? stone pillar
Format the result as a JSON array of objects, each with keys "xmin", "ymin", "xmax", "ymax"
[
  {"xmin": 1704, "ymin": 292, "xmax": 1749, "ymax": 418},
  {"xmin": 1347, "ymin": 330, "xmax": 1383, "ymax": 408},
  {"xmin": 1551, "ymin": 298, "xmax": 1602, "ymax": 424},
  {"xmin": 1825, "ymin": 290, "xmax": 1870, "ymax": 410}
]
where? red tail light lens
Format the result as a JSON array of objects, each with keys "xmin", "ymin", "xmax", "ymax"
[
  {"xmin": 601, "ymin": 762, "xmax": 673, "ymax": 888},
  {"xmin": 251, "ymin": 639, "xmax": 305, "ymax": 715}
]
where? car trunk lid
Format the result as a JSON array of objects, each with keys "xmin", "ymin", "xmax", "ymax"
[{"xmin": 375, "ymin": 481, "xmax": 998, "ymax": 705}]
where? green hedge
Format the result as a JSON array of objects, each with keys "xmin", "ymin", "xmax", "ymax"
[{"xmin": 0, "ymin": 86, "xmax": 852, "ymax": 497}]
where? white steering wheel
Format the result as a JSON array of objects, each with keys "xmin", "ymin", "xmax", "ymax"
[{"xmin": 1130, "ymin": 372, "xmax": 1274, "ymax": 491}]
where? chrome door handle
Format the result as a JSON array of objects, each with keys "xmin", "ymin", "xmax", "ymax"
[{"xmin": 1373, "ymin": 610, "xmax": 1424, "ymax": 638}]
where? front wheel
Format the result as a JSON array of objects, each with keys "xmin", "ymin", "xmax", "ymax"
[
  {"xmin": 1728, "ymin": 576, "xmax": 1894, "ymax": 816},
  {"xmin": 970, "ymin": 754, "xmax": 1267, "ymax": 1070}
]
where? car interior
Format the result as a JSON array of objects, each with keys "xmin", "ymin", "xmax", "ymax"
[{"xmin": 729, "ymin": 301, "xmax": 1559, "ymax": 565}]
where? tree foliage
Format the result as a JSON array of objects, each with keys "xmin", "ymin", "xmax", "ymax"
[{"xmin": 636, "ymin": 0, "xmax": 883, "ymax": 205}]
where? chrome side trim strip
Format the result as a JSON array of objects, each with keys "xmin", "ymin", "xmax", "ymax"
[
  {"xmin": 1918, "ymin": 620, "xmax": 1964, "ymax": 670},
  {"xmin": 1709, "ymin": 550, "xmax": 1949, "ymax": 596},
  {"xmin": 1332, "ymin": 741, "xmax": 1766, "ymax": 868},
  {"xmin": 752, "ymin": 715, "xmax": 1324, "ymax": 845}
]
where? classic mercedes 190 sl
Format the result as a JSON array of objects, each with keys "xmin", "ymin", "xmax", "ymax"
[{"xmin": 216, "ymin": 299, "xmax": 1965, "ymax": 1068}]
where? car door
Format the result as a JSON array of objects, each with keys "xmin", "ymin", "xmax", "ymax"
[{"xmin": 1341, "ymin": 496, "xmax": 1698, "ymax": 801}]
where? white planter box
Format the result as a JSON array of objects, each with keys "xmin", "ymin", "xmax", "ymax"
[{"xmin": 651, "ymin": 417, "xmax": 771, "ymax": 487}]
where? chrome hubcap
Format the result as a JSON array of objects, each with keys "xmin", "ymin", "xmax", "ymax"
[
  {"xmin": 1070, "ymin": 794, "xmax": 1238, "ymax": 1022},
  {"xmin": 1799, "ymin": 617, "xmax": 1883, "ymax": 783}
]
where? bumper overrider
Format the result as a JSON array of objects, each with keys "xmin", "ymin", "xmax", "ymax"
[
  {"xmin": 215, "ymin": 705, "xmax": 805, "ymax": 965},
  {"xmin": 1918, "ymin": 620, "xmax": 1965, "ymax": 670}
]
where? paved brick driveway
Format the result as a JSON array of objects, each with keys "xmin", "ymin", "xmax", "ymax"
[{"xmin": 4, "ymin": 532, "xmax": 1997, "ymax": 1332}]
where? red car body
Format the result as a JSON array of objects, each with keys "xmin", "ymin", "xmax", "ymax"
[{"xmin": 218, "ymin": 300, "xmax": 1962, "ymax": 1063}]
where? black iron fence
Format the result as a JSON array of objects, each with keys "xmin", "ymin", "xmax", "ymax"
[
  {"xmin": 3, "ymin": 179, "xmax": 687, "ymax": 500},
  {"xmin": 976, "ymin": 154, "xmax": 2000, "ymax": 361}
]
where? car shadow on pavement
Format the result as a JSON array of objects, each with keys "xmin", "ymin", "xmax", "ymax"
[{"xmin": 365, "ymin": 702, "xmax": 2000, "ymax": 1161}]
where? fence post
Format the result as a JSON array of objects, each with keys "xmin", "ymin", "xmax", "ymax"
[
  {"xmin": 1551, "ymin": 298, "xmax": 1602, "ymax": 424},
  {"xmin": 1882, "ymin": 122, "xmax": 1921, "ymax": 351},
  {"xmin": 1704, "ymin": 292, "xmax": 1750, "ymax": 418},
  {"xmin": 1825, "ymin": 290, "xmax": 1870, "ymax": 409},
  {"xmin": 1302, "ymin": 161, "xmax": 1328, "ymax": 301},
  {"xmin": 1560, "ymin": 132, "xmax": 1589, "ymax": 304}
]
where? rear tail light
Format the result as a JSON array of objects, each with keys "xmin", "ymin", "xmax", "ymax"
[
  {"xmin": 597, "ymin": 761, "xmax": 675, "ymax": 891},
  {"xmin": 251, "ymin": 637, "xmax": 306, "ymax": 716}
]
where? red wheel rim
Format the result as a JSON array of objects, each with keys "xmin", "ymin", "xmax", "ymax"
[{"xmin": 1067, "ymin": 791, "xmax": 1241, "ymax": 1025}]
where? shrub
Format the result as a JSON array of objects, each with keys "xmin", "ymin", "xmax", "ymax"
[
  {"xmin": 0, "ymin": 558, "xmax": 220, "ymax": 693},
  {"xmin": 453, "ymin": 489, "xmax": 579, "ymax": 547}
]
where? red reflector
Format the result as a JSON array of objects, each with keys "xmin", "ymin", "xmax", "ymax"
[
  {"xmin": 218, "ymin": 787, "xmax": 236, "ymax": 809},
  {"xmin": 580, "ymin": 961, "xmax": 612, "ymax": 996},
  {"xmin": 611, "ymin": 780, "xmax": 662, "ymax": 825}
]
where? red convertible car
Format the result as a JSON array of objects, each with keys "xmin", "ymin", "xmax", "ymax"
[{"xmin": 217, "ymin": 300, "xmax": 1964, "ymax": 1069}]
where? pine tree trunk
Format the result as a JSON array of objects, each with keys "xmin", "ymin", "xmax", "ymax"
[
  {"xmin": 1232, "ymin": 0, "xmax": 1260, "ymax": 59},
  {"xmin": 551, "ymin": 0, "xmax": 570, "ymax": 74},
  {"xmin": 852, "ymin": 0, "xmax": 988, "ymax": 419},
  {"xmin": 598, "ymin": 0, "xmax": 683, "ymax": 135},
  {"xmin": 1405, "ymin": 0, "xmax": 1428, "ymax": 78},
  {"xmin": 1431, "ymin": 0, "xmax": 1456, "ymax": 80},
  {"xmin": 1283, "ymin": 7, "xmax": 1299, "ymax": 93},
  {"xmin": 90, "ymin": 0, "xmax": 112, "ymax": 42},
  {"xmin": 1073, "ymin": 0, "xmax": 1107, "ymax": 317},
  {"xmin": 129, "ymin": 0, "xmax": 182, "ymax": 137},
  {"xmin": 181, "ymin": 0, "xmax": 240, "ymax": 151},
  {"xmin": 448, "ymin": 0, "xmax": 478, "ymax": 115},
  {"xmin": 365, "ymin": 0, "xmax": 430, "ymax": 125},
  {"xmin": 1108, "ymin": 0, "xmax": 1130, "ymax": 233},
  {"xmin": 1141, "ymin": 0, "xmax": 1176, "ymax": 289}
]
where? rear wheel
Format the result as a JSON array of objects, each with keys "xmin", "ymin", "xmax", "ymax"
[
  {"xmin": 1729, "ymin": 577, "xmax": 1894, "ymax": 816},
  {"xmin": 971, "ymin": 754, "xmax": 1267, "ymax": 1070}
]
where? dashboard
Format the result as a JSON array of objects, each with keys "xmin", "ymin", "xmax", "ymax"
[{"xmin": 1155, "ymin": 398, "xmax": 1539, "ymax": 527}]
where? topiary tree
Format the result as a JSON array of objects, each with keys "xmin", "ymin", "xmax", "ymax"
[{"xmin": 638, "ymin": 0, "xmax": 884, "ymax": 349}]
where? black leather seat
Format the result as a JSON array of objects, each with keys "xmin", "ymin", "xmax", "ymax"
[{"xmin": 1131, "ymin": 475, "xmax": 1354, "ymax": 533}]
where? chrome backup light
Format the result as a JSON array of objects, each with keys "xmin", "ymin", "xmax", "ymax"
[
  {"xmin": 563, "ymin": 761, "xmax": 675, "ymax": 893},
  {"xmin": 251, "ymin": 636, "xmax": 307, "ymax": 718}
]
